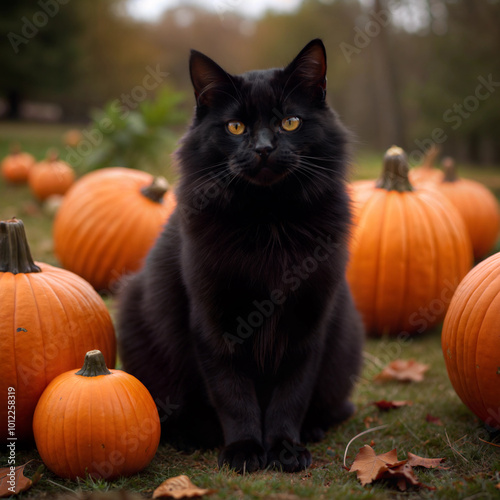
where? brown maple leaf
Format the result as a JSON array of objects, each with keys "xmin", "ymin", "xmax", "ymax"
[
  {"xmin": 349, "ymin": 445, "xmax": 406, "ymax": 486},
  {"xmin": 152, "ymin": 475, "xmax": 214, "ymax": 499},
  {"xmin": 381, "ymin": 462, "xmax": 435, "ymax": 491},
  {"xmin": 0, "ymin": 463, "xmax": 42, "ymax": 498},
  {"xmin": 373, "ymin": 400, "xmax": 413, "ymax": 411},
  {"xmin": 407, "ymin": 452, "xmax": 447, "ymax": 469},
  {"xmin": 374, "ymin": 359, "xmax": 429, "ymax": 382}
]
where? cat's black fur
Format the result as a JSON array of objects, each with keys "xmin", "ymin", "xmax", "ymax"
[{"xmin": 117, "ymin": 39, "xmax": 364, "ymax": 473}]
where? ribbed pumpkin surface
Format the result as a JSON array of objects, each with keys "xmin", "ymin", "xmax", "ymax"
[
  {"xmin": 33, "ymin": 354, "xmax": 161, "ymax": 479},
  {"xmin": 347, "ymin": 147, "xmax": 473, "ymax": 336},
  {"xmin": 28, "ymin": 156, "xmax": 75, "ymax": 200},
  {"xmin": 1, "ymin": 151, "xmax": 35, "ymax": 184},
  {"xmin": 441, "ymin": 252, "xmax": 500, "ymax": 430},
  {"xmin": 53, "ymin": 167, "xmax": 176, "ymax": 292},
  {"xmin": 436, "ymin": 177, "xmax": 500, "ymax": 260},
  {"xmin": 0, "ymin": 263, "xmax": 116, "ymax": 442}
]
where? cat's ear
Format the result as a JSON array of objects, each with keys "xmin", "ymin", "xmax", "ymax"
[
  {"xmin": 284, "ymin": 39, "xmax": 327, "ymax": 99},
  {"xmin": 190, "ymin": 50, "xmax": 234, "ymax": 107}
]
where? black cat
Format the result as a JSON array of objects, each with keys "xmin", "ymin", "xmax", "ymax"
[{"xmin": 117, "ymin": 39, "xmax": 364, "ymax": 473}]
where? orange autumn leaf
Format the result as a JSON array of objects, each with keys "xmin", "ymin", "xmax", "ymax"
[
  {"xmin": 0, "ymin": 463, "xmax": 41, "ymax": 498},
  {"xmin": 407, "ymin": 452, "xmax": 447, "ymax": 469},
  {"xmin": 349, "ymin": 445, "xmax": 405, "ymax": 486},
  {"xmin": 153, "ymin": 475, "xmax": 214, "ymax": 499},
  {"xmin": 373, "ymin": 400, "xmax": 413, "ymax": 411},
  {"xmin": 374, "ymin": 359, "xmax": 429, "ymax": 382},
  {"xmin": 348, "ymin": 445, "xmax": 445, "ymax": 491}
]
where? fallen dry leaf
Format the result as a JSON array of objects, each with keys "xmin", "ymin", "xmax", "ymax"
[
  {"xmin": 374, "ymin": 359, "xmax": 429, "ymax": 382},
  {"xmin": 0, "ymin": 463, "xmax": 41, "ymax": 497},
  {"xmin": 381, "ymin": 462, "xmax": 435, "ymax": 491},
  {"xmin": 153, "ymin": 475, "xmax": 214, "ymax": 499},
  {"xmin": 425, "ymin": 413, "xmax": 443, "ymax": 426},
  {"xmin": 373, "ymin": 400, "xmax": 413, "ymax": 411},
  {"xmin": 349, "ymin": 446, "xmax": 445, "ymax": 491},
  {"xmin": 349, "ymin": 445, "xmax": 405, "ymax": 486},
  {"xmin": 407, "ymin": 452, "xmax": 447, "ymax": 469}
]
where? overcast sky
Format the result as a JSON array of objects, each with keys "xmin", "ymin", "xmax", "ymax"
[{"xmin": 127, "ymin": 0, "xmax": 304, "ymax": 21}]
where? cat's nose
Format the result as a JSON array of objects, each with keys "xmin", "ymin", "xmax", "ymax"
[
  {"xmin": 254, "ymin": 130, "xmax": 275, "ymax": 157},
  {"xmin": 255, "ymin": 144, "xmax": 275, "ymax": 157}
]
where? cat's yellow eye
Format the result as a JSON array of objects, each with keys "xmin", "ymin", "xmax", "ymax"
[
  {"xmin": 227, "ymin": 121, "xmax": 246, "ymax": 135},
  {"xmin": 281, "ymin": 116, "xmax": 301, "ymax": 132}
]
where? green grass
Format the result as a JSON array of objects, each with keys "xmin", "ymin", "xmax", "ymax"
[{"xmin": 1, "ymin": 123, "xmax": 500, "ymax": 499}]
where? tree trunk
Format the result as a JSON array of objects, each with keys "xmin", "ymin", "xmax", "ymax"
[{"xmin": 6, "ymin": 89, "xmax": 21, "ymax": 120}]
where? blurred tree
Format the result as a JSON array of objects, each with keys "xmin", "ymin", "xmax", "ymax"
[{"xmin": 0, "ymin": 0, "xmax": 81, "ymax": 119}]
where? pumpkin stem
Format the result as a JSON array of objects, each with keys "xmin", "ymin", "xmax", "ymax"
[
  {"xmin": 76, "ymin": 350, "xmax": 112, "ymax": 377},
  {"xmin": 442, "ymin": 157, "xmax": 458, "ymax": 183},
  {"xmin": 376, "ymin": 146, "xmax": 413, "ymax": 192},
  {"xmin": 0, "ymin": 218, "xmax": 41, "ymax": 274},
  {"xmin": 140, "ymin": 176, "xmax": 170, "ymax": 203},
  {"xmin": 421, "ymin": 144, "xmax": 440, "ymax": 170}
]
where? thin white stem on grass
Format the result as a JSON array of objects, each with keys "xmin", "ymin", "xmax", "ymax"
[{"xmin": 343, "ymin": 424, "xmax": 389, "ymax": 467}]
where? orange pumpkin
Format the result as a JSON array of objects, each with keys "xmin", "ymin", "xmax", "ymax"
[
  {"xmin": 408, "ymin": 144, "xmax": 443, "ymax": 186},
  {"xmin": 347, "ymin": 146, "xmax": 472, "ymax": 336},
  {"xmin": 442, "ymin": 251, "xmax": 500, "ymax": 430},
  {"xmin": 433, "ymin": 157, "xmax": 500, "ymax": 260},
  {"xmin": 53, "ymin": 167, "xmax": 176, "ymax": 292},
  {"xmin": 33, "ymin": 349, "xmax": 161, "ymax": 479},
  {"xmin": 0, "ymin": 219, "xmax": 116, "ymax": 443},
  {"xmin": 1, "ymin": 146, "xmax": 36, "ymax": 184},
  {"xmin": 28, "ymin": 151, "xmax": 75, "ymax": 201}
]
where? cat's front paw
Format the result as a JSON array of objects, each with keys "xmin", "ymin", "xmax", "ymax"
[
  {"xmin": 218, "ymin": 439, "xmax": 266, "ymax": 473},
  {"xmin": 267, "ymin": 439, "xmax": 312, "ymax": 472}
]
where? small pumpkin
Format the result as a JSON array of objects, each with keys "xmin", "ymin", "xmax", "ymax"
[
  {"xmin": 347, "ymin": 146, "xmax": 472, "ymax": 336},
  {"xmin": 441, "ymin": 251, "xmax": 500, "ymax": 430},
  {"xmin": 53, "ymin": 167, "xmax": 177, "ymax": 292},
  {"xmin": 1, "ymin": 145, "xmax": 36, "ymax": 184},
  {"xmin": 408, "ymin": 144, "xmax": 443, "ymax": 186},
  {"xmin": 0, "ymin": 219, "xmax": 116, "ymax": 443},
  {"xmin": 433, "ymin": 157, "xmax": 500, "ymax": 260},
  {"xmin": 28, "ymin": 150, "xmax": 75, "ymax": 201},
  {"xmin": 33, "ymin": 349, "xmax": 161, "ymax": 480}
]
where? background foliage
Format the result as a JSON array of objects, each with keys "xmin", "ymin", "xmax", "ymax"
[{"xmin": 1, "ymin": 0, "xmax": 499, "ymax": 164}]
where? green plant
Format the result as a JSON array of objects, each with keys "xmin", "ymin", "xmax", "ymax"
[{"xmin": 81, "ymin": 85, "xmax": 187, "ymax": 174}]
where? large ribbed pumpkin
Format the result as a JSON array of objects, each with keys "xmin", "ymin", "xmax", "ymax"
[
  {"xmin": 28, "ymin": 151, "xmax": 75, "ymax": 201},
  {"xmin": 441, "ymin": 252, "xmax": 500, "ymax": 430},
  {"xmin": 0, "ymin": 219, "xmax": 116, "ymax": 443},
  {"xmin": 1, "ymin": 146, "xmax": 36, "ymax": 184},
  {"xmin": 53, "ymin": 167, "xmax": 176, "ymax": 292},
  {"xmin": 347, "ymin": 146, "xmax": 472, "ymax": 336},
  {"xmin": 434, "ymin": 157, "xmax": 500, "ymax": 261},
  {"xmin": 33, "ymin": 350, "xmax": 161, "ymax": 479}
]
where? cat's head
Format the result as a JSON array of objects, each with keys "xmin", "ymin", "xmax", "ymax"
[{"xmin": 178, "ymin": 39, "xmax": 348, "ymax": 194}]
